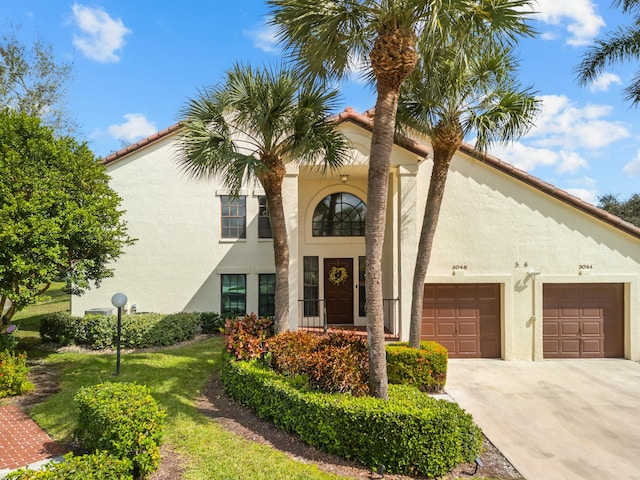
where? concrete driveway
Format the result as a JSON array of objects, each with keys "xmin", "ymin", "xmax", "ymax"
[{"xmin": 445, "ymin": 359, "xmax": 640, "ymax": 480}]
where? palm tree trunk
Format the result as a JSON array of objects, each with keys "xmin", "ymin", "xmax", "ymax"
[
  {"xmin": 263, "ymin": 173, "xmax": 289, "ymax": 334},
  {"xmin": 409, "ymin": 126, "xmax": 463, "ymax": 348},
  {"xmin": 365, "ymin": 84, "xmax": 400, "ymax": 400}
]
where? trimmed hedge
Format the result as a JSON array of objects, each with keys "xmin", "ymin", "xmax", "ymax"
[
  {"xmin": 74, "ymin": 382, "xmax": 166, "ymax": 479},
  {"xmin": 0, "ymin": 350, "xmax": 33, "ymax": 398},
  {"xmin": 40, "ymin": 311, "xmax": 203, "ymax": 349},
  {"xmin": 386, "ymin": 341, "xmax": 448, "ymax": 392},
  {"xmin": 5, "ymin": 451, "xmax": 133, "ymax": 479},
  {"xmin": 220, "ymin": 356, "xmax": 482, "ymax": 477},
  {"xmin": 198, "ymin": 311, "xmax": 224, "ymax": 334},
  {"xmin": 40, "ymin": 312, "xmax": 79, "ymax": 346}
]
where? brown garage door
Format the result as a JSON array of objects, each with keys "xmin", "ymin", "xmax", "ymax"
[
  {"xmin": 543, "ymin": 283, "xmax": 624, "ymax": 358},
  {"xmin": 421, "ymin": 284, "xmax": 501, "ymax": 358}
]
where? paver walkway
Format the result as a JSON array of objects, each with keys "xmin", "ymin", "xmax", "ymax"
[{"xmin": 0, "ymin": 405, "xmax": 66, "ymax": 475}]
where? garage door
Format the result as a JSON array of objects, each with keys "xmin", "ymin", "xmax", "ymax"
[
  {"xmin": 543, "ymin": 283, "xmax": 624, "ymax": 358},
  {"xmin": 421, "ymin": 284, "xmax": 501, "ymax": 358}
]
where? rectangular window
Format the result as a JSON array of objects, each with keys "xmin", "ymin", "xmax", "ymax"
[
  {"xmin": 303, "ymin": 256, "xmax": 319, "ymax": 317},
  {"xmin": 221, "ymin": 195, "xmax": 246, "ymax": 239},
  {"xmin": 258, "ymin": 196, "xmax": 272, "ymax": 239},
  {"xmin": 259, "ymin": 274, "xmax": 276, "ymax": 317},
  {"xmin": 359, "ymin": 256, "xmax": 366, "ymax": 316},
  {"xmin": 221, "ymin": 274, "xmax": 246, "ymax": 316}
]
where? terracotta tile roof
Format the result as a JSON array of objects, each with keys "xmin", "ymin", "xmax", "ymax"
[
  {"xmin": 102, "ymin": 122, "xmax": 183, "ymax": 166},
  {"xmin": 100, "ymin": 108, "xmax": 640, "ymax": 240}
]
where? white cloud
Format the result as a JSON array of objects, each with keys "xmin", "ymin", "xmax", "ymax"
[
  {"xmin": 623, "ymin": 151, "xmax": 640, "ymax": 177},
  {"xmin": 534, "ymin": 0, "xmax": 605, "ymax": 46},
  {"xmin": 526, "ymin": 95, "xmax": 630, "ymax": 150},
  {"xmin": 589, "ymin": 72, "xmax": 622, "ymax": 92},
  {"xmin": 557, "ymin": 151, "xmax": 588, "ymax": 173},
  {"xmin": 564, "ymin": 187, "xmax": 597, "ymax": 204},
  {"xmin": 490, "ymin": 142, "xmax": 558, "ymax": 172},
  {"xmin": 487, "ymin": 95, "xmax": 629, "ymax": 175},
  {"xmin": 107, "ymin": 114, "xmax": 156, "ymax": 142},
  {"xmin": 243, "ymin": 23, "xmax": 278, "ymax": 53},
  {"xmin": 71, "ymin": 3, "xmax": 131, "ymax": 63}
]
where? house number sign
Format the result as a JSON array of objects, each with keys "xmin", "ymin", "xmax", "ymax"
[{"xmin": 452, "ymin": 265, "xmax": 468, "ymax": 270}]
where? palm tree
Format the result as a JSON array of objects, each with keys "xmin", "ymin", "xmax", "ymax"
[
  {"xmin": 176, "ymin": 63, "xmax": 349, "ymax": 334},
  {"xmin": 269, "ymin": 0, "xmax": 534, "ymax": 399},
  {"xmin": 577, "ymin": 0, "xmax": 640, "ymax": 106},
  {"xmin": 398, "ymin": 38, "xmax": 540, "ymax": 348}
]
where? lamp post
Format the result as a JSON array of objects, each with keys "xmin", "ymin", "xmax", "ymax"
[{"xmin": 111, "ymin": 292, "xmax": 127, "ymax": 376}]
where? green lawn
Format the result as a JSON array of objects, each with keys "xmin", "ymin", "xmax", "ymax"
[
  {"xmin": 9, "ymin": 289, "xmax": 505, "ymax": 479},
  {"xmin": 26, "ymin": 337, "xmax": 345, "ymax": 480}
]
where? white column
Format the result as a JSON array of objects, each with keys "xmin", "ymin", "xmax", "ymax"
[
  {"xmin": 284, "ymin": 165, "xmax": 300, "ymax": 330},
  {"xmin": 397, "ymin": 164, "xmax": 419, "ymax": 341}
]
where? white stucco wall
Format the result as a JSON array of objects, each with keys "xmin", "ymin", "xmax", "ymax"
[
  {"xmin": 72, "ymin": 122, "xmax": 640, "ymax": 362},
  {"xmin": 410, "ymin": 150, "xmax": 640, "ymax": 360},
  {"xmin": 72, "ymin": 133, "xmax": 276, "ymax": 316}
]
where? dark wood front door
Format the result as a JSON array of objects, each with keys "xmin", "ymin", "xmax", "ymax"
[{"xmin": 324, "ymin": 258, "xmax": 354, "ymax": 325}]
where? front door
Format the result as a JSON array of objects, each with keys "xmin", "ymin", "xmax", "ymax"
[{"xmin": 324, "ymin": 258, "xmax": 354, "ymax": 325}]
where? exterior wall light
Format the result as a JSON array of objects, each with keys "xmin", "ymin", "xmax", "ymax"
[{"xmin": 340, "ymin": 173, "xmax": 349, "ymax": 184}]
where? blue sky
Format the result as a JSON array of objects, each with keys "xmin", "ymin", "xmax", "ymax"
[{"xmin": 2, "ymin": 1, "xmax": 639, "ymax": 204}]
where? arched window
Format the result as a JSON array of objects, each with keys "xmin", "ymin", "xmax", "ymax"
[{"xmin": 312, "ymin": 192, "xmax": 366, "ymax": 236}]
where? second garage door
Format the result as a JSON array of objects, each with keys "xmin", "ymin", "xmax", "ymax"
[
  {"xmin": 421, "ymin": 284, "xmax": 501, "ymax": 358},
  {"xmin": 543, "ymin": 283, "xmax": 624, "ymax": 358}
]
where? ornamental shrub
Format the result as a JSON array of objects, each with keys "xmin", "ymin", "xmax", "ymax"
[
  {"xmin": 265, "ymin": 330, "xmax": 369, "ymax": 396},
  {"xmin": 220, "ymin": 356, "xmax": 482, "ymax": 477},
  {"xmin": 310, "ymin": 332, "xmax": 369, "ymax": 396},
  {"xmin": 224, "ymin": 313, "xmax": 274, "ymax": 360},
  {"xmin": 265, "ymin": 330, "xmax": 319, "ymax": 377},
  {"xmin": 74, "ymin": 382, "xmax": 166, "ymax": 479},
  {"xmin": 40, "ymin": 312, "xmax": 80, "ymax": 346},
  {"xmin": 198, "ymin": 311, "xmax": 224, "ymax": 334},
  {"xmin": 5, "ymin": 451, "xmax": 133, "ymax": 479},
  {"xmin": 0, "ymin": 350, "xmax": 34, "ymax": 398},
  {"xmin": 386, "ymin": 341, "xmax": 448, "ymax": 392}
]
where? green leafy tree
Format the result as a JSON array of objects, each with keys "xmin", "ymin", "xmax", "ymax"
[
  {"xmin": 399, "ymin": 38, "xmax": 539, "ymax": 348},
  {"xmin": 576, "ymin": 0, "xmax": 640, "ymax": 106},
  {"xmin": 599, "ymin": 193, "xmax": 640, "ymax": 227},
  {"xmin": 176, "ymin": 63, "xmax": 349, "ymax": 334},
  {"xmin": 0, "ymin": 110, "xmax": 134, "ymax": 327},
  {"xmin": 269, "ymin": 0, "xmax": 534, "ymax": 398},
  {"xmin": 0, "ymin": 29, "xmax": 74, "ymax": 133}
]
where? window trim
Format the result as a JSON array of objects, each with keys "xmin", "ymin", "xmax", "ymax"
[
  {"xmin": 312, "ymin": 192, "xmax": 366, "ymax": 237},
  {"xmin": 258, "ymin": 196, "xmax": 272, "ymax": 239},
  {"xmin": 221, "ymin": 273, "xmax": 246, "ymax": 316},
  {"xmin": 258, "ymin": 273, "xmax": 276, "ymax": 317},
  {"xmin": 220, "ymin": 195, "xmax": 247, "ymax": 240}
]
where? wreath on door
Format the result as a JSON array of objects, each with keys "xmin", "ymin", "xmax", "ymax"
[{"xmin": 328, "ymin": 266, "xmax": 348, "ymax": 286}]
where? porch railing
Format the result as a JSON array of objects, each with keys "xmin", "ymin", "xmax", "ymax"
[{"xmin": 297, "ymin": 297, "xmax": 400, "ymax": 338}]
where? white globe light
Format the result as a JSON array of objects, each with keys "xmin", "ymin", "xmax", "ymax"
[{"xmin": 111, "ymin": 292, "xmax": 128, "ymax": 308}]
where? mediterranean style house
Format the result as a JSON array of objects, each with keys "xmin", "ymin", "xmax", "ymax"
[{"xmin": 71, "ymin": 108, "xmax": 640, "ymax": 361}]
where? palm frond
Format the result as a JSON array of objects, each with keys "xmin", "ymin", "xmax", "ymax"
[{"xmin": 576, "ymin": 25, "xmax": 640, "ymax": 84}]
